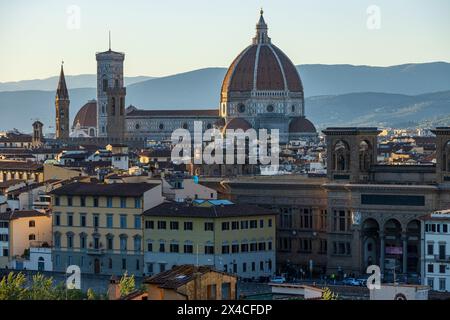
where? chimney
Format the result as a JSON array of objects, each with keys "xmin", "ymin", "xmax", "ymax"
[
  {"xmin": 193, "ymin": 270, "xmax": 202, "ymax": 300},
  {"xmin": 107, "ymin": 275, "xmax": 121, "ymax": 300}
]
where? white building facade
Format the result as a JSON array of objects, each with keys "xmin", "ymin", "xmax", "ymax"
[{"xmin": 421, "ymin": 210, "xmax": 450, "ymax": 292}]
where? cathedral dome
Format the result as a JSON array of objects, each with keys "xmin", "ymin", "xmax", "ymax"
[
  {"xmin": 73, "ymin": 100, "xmax": 97, "ymax": 128},
  {"xmin": 223, "ymin": 118, "xmax": 252, "ymax": 131},
  {"xmin": 221, "ymin": 10, "xmax": 303, "ymax": 101},
  {"xmin": 289, "ymin": 116, "xmax": 316, "ymax": 133}
]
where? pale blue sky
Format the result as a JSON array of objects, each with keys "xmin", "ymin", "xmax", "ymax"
[{"xmin": 1, "ymin": 0, "xmax": 449, "ymax": 82}]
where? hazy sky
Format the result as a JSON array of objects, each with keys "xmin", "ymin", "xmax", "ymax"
[{"xmin": 1, "ymin": 0, "xmax": 449, "ymax": 82}]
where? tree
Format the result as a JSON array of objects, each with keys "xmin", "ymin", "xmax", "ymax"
[
  {"xmin": 119, "ymin": 272, "xmax": 135, "ymax": 297},
  {"xmin": 87, "ymin": 288, "xmax": 96, "ymax": 300},
  {"xmin": 0, "ymin": 272, "xmax": 27, "ymax": 300},
  {"xmin": 322, "ymin": 287, "xmax": 339, "ymax": 300},
  {"xmin": 27, "ymin": 273, "xmax": 56, "ymax": 300}
]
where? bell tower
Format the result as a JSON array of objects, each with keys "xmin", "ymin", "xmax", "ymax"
[
  {"xmin": 55, "ymin": 62, "xmax": 70, "ymax": 140},
  {"xmin": 431, "ymin": 127, "xmax": 450, "ymax": 183},
  {"xmin": 96, "ymin": 34, "xmax": 126, "ymax": 141}
]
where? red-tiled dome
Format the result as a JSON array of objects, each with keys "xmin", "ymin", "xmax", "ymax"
[
  {"xmin": 221, "ymin": 11, "xmax": 303, "ymax": 100},
  {"xmin": 289, "ymin": 117, "xmax": 317, "ymax": 133},
  {"xmin": 223, "ymin": 118, "xmax": 252, "ymax": 131},
  {"xmin": 73, "ymin": 100, "xmax": 97, "ymax": 128}
]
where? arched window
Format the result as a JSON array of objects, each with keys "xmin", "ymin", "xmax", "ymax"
[
  {"xmin": 38, "ymin": 257, "xmax": 45, "ymax": 271},
  {"xmin": 29, "ymin": 234, "xmax": 36, "ymax": 241},
  {"xmin": 89, "ymin": 128, "xmax": 95, "ymax": 137},
  {"xmin": 333, "ymin": 140, "xmax": 350, "ymax": 171},
  {"xmin": 444, "ymin": 141, "xmax": 450, "ymax": 172},
  {"xmin": 29, "ymin": 220, "xmax": 35, "ymax": 228},
  {"xmin": 111, "ymin": 97, "xmax": 116, "ymax": 116},
  {"xmin": 359, "ymin": 140, "xmax": 372, "ymax": 171}
]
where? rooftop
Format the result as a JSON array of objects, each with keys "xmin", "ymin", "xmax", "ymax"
[
  {"xmin": 143, "ymin": 201, "xmax": 276, "ymax": 218},
  {"xmin": 51, "ymin": 182, "xmax": 160, "ymax": 197}
]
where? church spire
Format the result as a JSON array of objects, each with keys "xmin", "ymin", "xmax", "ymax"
[
  {"xmin": 56, "ymin": 61, "xmax": 69, "ymax": 100},
  {"xmin": 253, "ymin": 8, "xmax": 270, "ymax": 44}
]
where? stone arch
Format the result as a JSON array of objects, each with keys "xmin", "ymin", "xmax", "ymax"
[
  {"xmin": 333, "ymin": 140, "xmax": 350, "ymax": 171},
  {"xmin": 362, "ymin": 218, "xmax": 380, "ymax": 269},
  {"xmin": 359, "ymin": 140, "xmax": 372, "ymax": 171}
]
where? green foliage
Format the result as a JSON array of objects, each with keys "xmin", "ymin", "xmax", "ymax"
[
  {"xmin": 321, "ymin": 287, "xmax": 339, "ymax": 300},
  {"xmin": 119, "ymin": 272, "xmax": 135, "ymax": 297},
  {"xmin": 0, "ymin": 272, "xmax": 86, "ymax": 300},
  {"xmin": 87, "ymin": 288, "xmax": 96, "ymax": 300},
  {"xmin": 0, "ymin": 272, "xmax": 27, "ymax": 300}
]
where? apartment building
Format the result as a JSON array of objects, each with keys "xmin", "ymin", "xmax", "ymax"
[
  {"xmin": 421, "ymin": 210, "xmax": 450, "ymax": 292},
  {"xmin": 50, "ymin": 182, "xmax": 164, "ymax": 276},
  {"xmin": 142, "ymin": 201, "xmax": 277, "ymax": 279}
]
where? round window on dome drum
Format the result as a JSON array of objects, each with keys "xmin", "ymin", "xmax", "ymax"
[
  {"xmin": 182, "ymin": 123, "xmax": 188, "ymax": 129},
  {"xmin": 206, "ymin": 123, "xmax": 212, "ymax": 129},
  {"xmin": 238, "ymin": 104, "xmax": 246, "ymax": 113},
  {"xmin": 159, "ymin": 123, "xmax": 164, "ymax": 130},
  {"xmin": 135, "ymin": 123, "xmax": 140, "ymax": 130},
  {"xmin": 267, "ymin": 105, "xmax": 274, "ymax": 112}
]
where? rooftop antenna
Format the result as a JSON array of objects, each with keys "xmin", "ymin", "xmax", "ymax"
[{"xmin": 109, "ymin": 30, "xmax": 111, "ymax": 51}]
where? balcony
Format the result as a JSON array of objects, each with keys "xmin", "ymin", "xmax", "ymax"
[{"xmin": 87, "ymin": 248, "xmax": 105, "ymax": 255}]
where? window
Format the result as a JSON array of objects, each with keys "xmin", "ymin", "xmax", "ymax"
[
  {"xmin": 103, "ymin": 79, "xmax": 108, "ymax": 91},
  {"xmin": 252, "ymin": 262, "xmax": 256, "ymax": 272},
  {"xmin": 134, "ymin": 237, "xmax": 141, "ymax": 252},
  {"xmin": 333, "ymin": 210, "xmax": 350, "ymax": 232},
  {"xmin": 159, "ymin": 242, "xmax": 165, "ymax": 253},
  {"xmin": 299, "ymin": 239, "xmax": 312, "ymax": 253},
  {"xmin": 428, "ymin": 264, "xmax": 434, "ymax": 273},
  {"xmin": 120, "ymin": 236, "xmax": 127, "ymax": 252},
  {"xmin": 108, "ymin": 258, "xmax": 112, "ymax": 269},
  {"xmin": 250, "ymin": 243, "xmax": 257, "ymax": 252},
  {"xmin": 80, "ymin": 214, "xmax": 86, "ymax": 227},
  {"xmin": 54, "ymin": 233, "xmax": 61, "ymax": 248},
  {"xmin": 259, "ymin": 220, "xmax": 264, "ymax": 228},
  {"xmin": 136, "ymin": 259, "xmax": 140, "ymax": 271},
  {"xmin": 207, "ymin": 284, "xmax": 217, "ymax": 300},
  {"xmin": 55, "ymin": 197, "xmax": 60, "ymax": 206},
  {"xmin": 157, "ymin": 221, "xmax": 167, "ymax": 230},
  {"xmin": 222, "ymin": 245, "xmax": 230, "ymax": 254},
  {"xmin": 147, "ymin": 242, "xmax": 153, "ymax": 252},
  {"xmin": 66, "ymin": 234, "xmax": 73, "ymax": 248},
  {"xmin": 260, "ymin": 261, "xmax": 264, "ymax": 271},
  {"xmin": 80, "ymin": 196, "xmax": 86, "ymax": 207},
  {"xmin": 29, "ymin": 234, "xmax": 36, "ymax": 241},
  {"xmin": 170, "ymin": 221, "xmax": 179, "ymax": 230},
  {"xmin": 241, "ymin": 244, "xmax": 248, "ymax": 252},
  {"xmin": 29, "ymin": 220, "xmax": 35, "ymax": 228},
  {"xmin": 107, "ymin": 214, "xmax": 113, "ymax": 228},
  {"xmin": 184, "ymin": 244, "xmax": 193, "ymax": 254},
  {"xmin": 122, "ymin": 258, "xmax": 127, "ymax": 270},
  {"xmin": 204, "ymin": 222, "xmax": 214, "ymax": 231},
  {"xmin": 268, "ymin": 241, "xmax": 273, "ymax": 251},
  {"xmin": 258, "ymin": 242, "xmax": 266, "ymax": 251},
  {"xmin": 439, "ymin": 244, "xmax": 446, "ymax": 260},
  {"xmin": 243, "ymin": 263, "xmax": 247, "ymax": 273},
  {"xmin": 107, "ymin": 197, "xmax": 113, "ymax": 208},
  {"xmin": 250, "ymin": 220, "xmax": 257, "ymax": 229},
  {"xmin": 439, "ymin": 265, "xmax": 446, "ymax": 274},
  {"xmin": 231, "ymin": 221, "xmax": 239, "ymax": 230},
  {"xmin": 170, "ymin": 243, "xmax": 179, "ymax": 253},
  {"xmin": 444, "ymin": 224, "xmax": 448, "ymax": 233},
  {"xmin": 120, "ymin": 215, "xmax": 127, "ymax": 229},
  {"xmin": 107, "ymin": 237, "xmax": 114, "ymax": 251},
  {"xmin": 268, "ymin": 219, "xmax": 272, "ymax": 227},
  {"xmin": 93, "ymin": 215, "xmax": 99, "ymax": 228},
  {"xmin": 120, "ymin": 197, "xmax": 127, "ymax": 208},
  {"xmin": 67, "ymin": 197, "xmax": 73, "ymax": 207},
  {"xmin": 80, "ymin": 234, "xmax": 86, "ymax": 249},
  {"xmin": 145, "ymin": 221, "xmax": 154, "ymax": 229},
  {"xmin": 231, "ymin": 244, "xmax": 239, "ymax": 253},
  {"xmin": 222, "ymin": 222, "xmax": 230, "ymax": 231},
  {"xmin": 134, "ymin": 216, "xmax": 141, "ymax": 229},
  {"xmin": 67, "ymin": 214, "xmax": 73, "ymax": 227},
  {"xmin": 439, "ymin": 278, "xmax": 446, "ymax": 291},
  {"xmin": 300, "ymin": 208, "xmax": 313, "ymax": 229},
  {"xmin": 427, "ymin": 243, "xmax": 434, "ymax": 255},
  {"xmin": 93, "ymin": 197, "xmax": 99, "ymax": 207},
  {"xmin": 240, "ymin": 221, "xmax": 249, "ymax": 230},
  {"xmin": 280, "ymin": 208, "xmax": 292, "ymax": 228},
  {"xmin": 184, "ymin": 221, "xmax": 193, "ymax": 230},
  {"xmin": 134, "ymin": 197, "xmax": 141, "ymax": 209},
  {"xmin": 205, "ymin": 245, "xmax": 214, "ymax": 254}
]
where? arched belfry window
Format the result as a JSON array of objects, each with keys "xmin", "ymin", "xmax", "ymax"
[
  {"xmin": 111, "ymin": 97, "xmax": 116, "ymax": 116},
  {"xmin": 359, "ymin": 140, "xmax": 372, "ymax": 171},
  {"xmin": 333, "ymin": 140, "xmax": 350, "ymax": 171}
]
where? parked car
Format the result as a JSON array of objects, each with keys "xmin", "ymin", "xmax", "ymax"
[
  {"xmin": 356, "ymin": 278, "xmax": 368, "ymax": 287},
  {"xmin": 270, "ymin": 276, "xmax": 286, "ymax": 284},
  {"xmin": 342, "ymin": 278, "xmax": 360, "ymax": 286}
]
